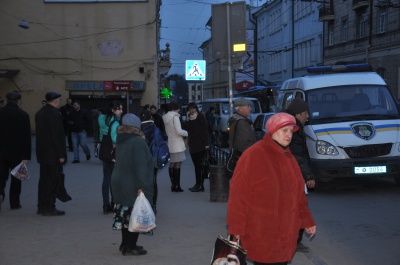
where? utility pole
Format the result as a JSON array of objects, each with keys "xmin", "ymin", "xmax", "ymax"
[{"xmin": 211, "ymin": 1, "xmax": 247, "ymax": 117}]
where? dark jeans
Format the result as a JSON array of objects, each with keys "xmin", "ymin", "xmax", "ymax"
[
  {"xmin": 190, "ymin": 150, "xmax": 206, "ymax": 185},
  {"xmin": 38, "ymin": 164, "xmax": 61, "ymax": 211},
  {"xmin": 153, "ymin": 168, "xmax": 158, "ymax": 207},
  {"xmin": 0, "ymin": 160, "xmax": 22, "ymax": 208},
  {"xmin": 102, "ymin": 161, "xmax": 114, "ymax": 206},
  {"xmin": 254, "ymin": 261, "xmax": 287, "ymax": 265}
]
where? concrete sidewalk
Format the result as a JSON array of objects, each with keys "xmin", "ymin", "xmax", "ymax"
[{"xmin": 0, "ymin": 137, "xmax": 315, "ymax": 265}]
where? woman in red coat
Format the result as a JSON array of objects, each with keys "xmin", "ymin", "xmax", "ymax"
[{"xmin": 227, "ymin": 112, "xmax": 316, "ymax": 265}]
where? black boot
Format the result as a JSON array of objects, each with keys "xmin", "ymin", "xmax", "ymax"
[
  {"xmin": 121, "ymin": 231, "xmax": 147, "ymax": 256},
  {"xmin": 174, "ymin": 168, "xmax": 184, "ymax": 192},
  {"xmin": 191, "ymin": 176, "xmax": 204, "ymax": 192},
  {"xmin": 189, "ymin": 171, "xmax": 200, "ymax": 191},
  {"xmin": 168, "ymin": 167, "xmax": 175, "ymax": 192}
]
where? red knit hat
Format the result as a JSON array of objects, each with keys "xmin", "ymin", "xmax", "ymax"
[{"xmin": 266, "ymin": 112, "xmax": 299, "ymax": 136}]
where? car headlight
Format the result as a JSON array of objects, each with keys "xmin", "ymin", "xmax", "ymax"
[{"xmin": 316, "ymin": 140, "xmax": 339, "ymax": 156}]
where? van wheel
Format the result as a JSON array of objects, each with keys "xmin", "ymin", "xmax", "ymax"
[{"xmin": 394, "ymin": 177, "xmax": 400, "ymax": 185}]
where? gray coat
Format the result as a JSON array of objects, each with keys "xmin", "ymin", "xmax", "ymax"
[{"xmin": 228, "ymin": 113, "xmax": 256, "ymax": 153}]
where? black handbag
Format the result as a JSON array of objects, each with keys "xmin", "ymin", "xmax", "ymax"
[
  {"xmin": 226, "ymin": 119, "xmax": 243, "ymax": 179},
  {"xmin": 56, "ymin": 170, "xmax": 72, "ymax": 202},
  {"xmin": 99, "ymin": 120, "xmax": 117, "ymax": 163},
  {"xmin": 210, "ymin": 235, "xmax": 247, "ymax": 265},
  {"xmin": 226, "ymin": 148, "xmax": 242, "ymax": 173}
]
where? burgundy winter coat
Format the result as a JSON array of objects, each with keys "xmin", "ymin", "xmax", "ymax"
[{"xmin": 227, "ymin": 134, "xmax": 316, "ymax": 263}]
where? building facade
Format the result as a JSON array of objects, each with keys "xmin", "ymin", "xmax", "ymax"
[
  {"xmin": 0, "ymin": 0, "xmax": 163, "ymax": 131},
  {"xmin": 320, "ymin": 0, "xmax": 400, "ymax": 98},
  {"xmin": 254, "ymin": 0, "xmax": 323, "ymax": 84},
  {"xmin": 187, "ymin": 82, "xmax": 203, "ymax": 104}
]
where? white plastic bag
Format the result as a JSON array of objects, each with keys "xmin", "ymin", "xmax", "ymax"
[
  {"xmin": 128, "ymin": 192, "xmax": 156, "ymax": 232},
  {"xmin": 10, "ymin": 162, "xmax": 30, "ymax": 181}
]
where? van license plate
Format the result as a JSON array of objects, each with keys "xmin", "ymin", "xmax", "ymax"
[{"xmin": 354, "ymin": 166, "xmax": 387, "ymax": 174}]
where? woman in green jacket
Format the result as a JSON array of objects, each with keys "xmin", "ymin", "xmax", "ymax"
[
  {"xmin": 98, "ymin": 101, "xmax": 123, "ymax": 214},
  {"xmin": 111, "ymin": 114, "xmax": 154, "ymax": 256}
]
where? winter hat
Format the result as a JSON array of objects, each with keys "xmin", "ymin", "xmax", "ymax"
[
  {"xmin": 6, "ymin": 91, "xmax": 21, "ymax": 101},
  {"xmin": 287, "ymin": 98, "xmax": 309, "ymax": 115},
  {"xmin": 122, "ymin": 113, "xmax": 141, "ymax": 128},
  {"xmin": 234, "ymin": 97, "xmax": 252, "ymax": 107},
  {"xmin": 45, "ymin": 92, "xmax": 61, "ymax": 102},
  {"xmin": 266, "ymin": 112, "xmax": 299, "ymax": 136}
]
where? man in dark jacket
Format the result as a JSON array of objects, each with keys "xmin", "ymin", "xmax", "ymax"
[
  {"xmin": 228, "ymin": 98, "xmax": 256, "ymax": 153},
  {"xmin": 205, "ymin": 106, "xmax": 216, "ymax": 145},
  {"xmin": 35, "ymin": 92, "xmax": 67, "ymax": 216},
  {"xmin": 227, "ymin": 98, "xmax": 256, "ymax": 178},
  {"xmin": 287, "ymin": 98, "xmax": 316, "ymax": 245},
  {"xmin": 67, "ymin": 100, "xmax": 91, "ymax": 163},
  {"xmin": 287, "ymin": 98, "xmax": 315, "ymax": 188},
  {"xmin": 60, "ymin": 98, "xmax": 73, "ymax": 152},
  {"xmin": 0, "ymin": 91, "xmax": 31, "ymax": 211}
]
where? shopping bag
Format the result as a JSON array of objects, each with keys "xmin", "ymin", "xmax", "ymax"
[
  {"xmin": 128, "ymin": 193, "xmax": 156, "ymax": 233},
  {"xmin": 11, "ymin": 162, "xmax": 30, "ymax": 180},
  {"xmin": 210, "ymin": 235, "xmax": 247, "ymax": 265}
]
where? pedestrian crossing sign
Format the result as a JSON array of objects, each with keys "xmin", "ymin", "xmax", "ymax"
[{"xmin": 185, "ymin": 60, "xmax": 206, "ymax": 81}]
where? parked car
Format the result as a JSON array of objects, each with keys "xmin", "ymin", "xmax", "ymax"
[{"xmin": 253, "ymin": 112, "xmax": 275, "ymax": 141}]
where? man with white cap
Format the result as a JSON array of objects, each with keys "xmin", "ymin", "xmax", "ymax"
[{"xmin": 227, "ymin": 112, "xmax": 316, "ymax": 265}]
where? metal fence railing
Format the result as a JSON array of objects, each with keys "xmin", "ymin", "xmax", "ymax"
[{"xmin": 210, "ymin": 146, "xmax": 229, "ymax": 166}]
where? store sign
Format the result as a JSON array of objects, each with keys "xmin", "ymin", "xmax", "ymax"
[
  {"xmin": 66, "ymin": 80, "xmax": 145, "ymax": 91},
  {"xmin": 104, "ymin": 81, "xmax": 132, "ymax": 91}
]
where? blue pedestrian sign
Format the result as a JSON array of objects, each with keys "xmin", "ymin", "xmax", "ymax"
[{"xmin": 185, "ymin": 60, "xmax": 206, "ymax": 81}]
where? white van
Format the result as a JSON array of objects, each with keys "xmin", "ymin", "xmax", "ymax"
[
  {"xmin": 202, "ymin": 97, "xmax": 263, "ymax": 147},
  {"xmin": 277, "ymin": 63, "xmax": 400, "ymax": 184}
]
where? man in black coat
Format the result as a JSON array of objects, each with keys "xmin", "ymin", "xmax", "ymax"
[
  {"xmin": 0, "ymin": 91, "xmax": 31, "ymax": 211},
  {"xmin": 60, "ymin": 98, "xmax": 74, "ymax": 152},
  {"xmin": 287, "ymin": 98, "xmax": 316, "ymax": 245},
  {"xmin": 35, "ymin": 92, "xmax": 67, "ymax": 216}
]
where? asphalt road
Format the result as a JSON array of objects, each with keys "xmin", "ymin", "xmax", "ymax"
[
  {"xmin": 1, "ymin": 137, "xmax": 399, "ymax": 265},
  {"xmin": 302, "ymin": 177, "xmax": 400, "ymax": 265}
]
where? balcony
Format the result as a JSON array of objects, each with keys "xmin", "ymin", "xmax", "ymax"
[
  {"xmin": 352, "ymin": 0, "xmax": 369, "ymax": 10},
  {"xmin": 318, "ymin": 7, "xmax": 334, "ymax": 22}
]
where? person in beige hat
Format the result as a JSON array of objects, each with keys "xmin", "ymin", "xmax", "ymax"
[{"xmin": 226, "ymin": 98, "xmax": 256, "ymax": 178}]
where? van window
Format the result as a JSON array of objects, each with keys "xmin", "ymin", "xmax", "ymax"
[{"xmin": 307, "ymin": 85, "xmax": 399, "ymax": 125}]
